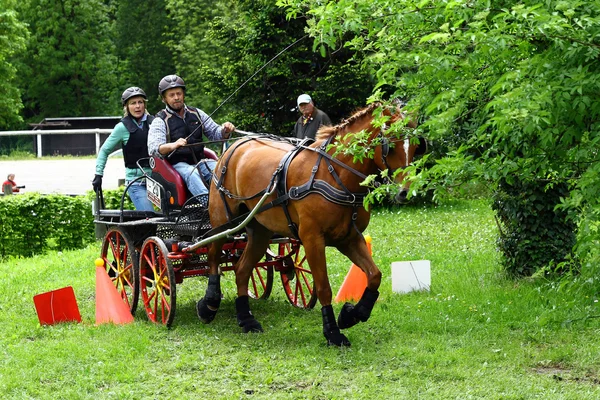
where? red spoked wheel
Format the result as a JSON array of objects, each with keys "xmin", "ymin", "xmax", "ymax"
[
  {"xmin": 100, "ymin": 227, "xmax": 139, "ymax": 314},
  {"xmin": 279, "ymin": 241, "xmax": 317, "ymax": 309},
  {"xmin": 138, "ymin": 236, "xmax": 176, "ymax": 327},
  {"xmin": 248, "ymin": 248, "xmax": 274, "ymax": 300}
]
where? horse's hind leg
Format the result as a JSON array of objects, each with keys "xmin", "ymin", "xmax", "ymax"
[
  {"xmin": 197, "ymin": 237, "xmax": 226, "ymax": 324},
  {"xmin": 335, "ymin": 237, "xmax": 381, "ymax": 330},
  {"xmin": 234, "ymin": 222, "xmax": 272, "ymax": 333}
]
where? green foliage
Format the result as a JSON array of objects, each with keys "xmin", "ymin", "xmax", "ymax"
[
  {"xmin": 0, "ymin": 193, "xmax": 94, "ymax": 258},
  {"xmin": 0, "ymin": 0, "xmax": 28, "ymax": 129},
  {"xmin": 91, "ymin": 186, "xmax": 135, "ymax": 211},
  {"xmin": 114, "ymin": 0, "xmax": 175, "ymax": 113},
  {"xmin": 0, "ymin": 188, "xmax": 133, "ymax": 259},
  {"xmin": 280, "ymin": 0, "xmax": 600, "ymax": 276},
  {"xmin": 492, "ymin": 177, "xmax": 577, "ymax": 276},
  {"xmin": 46, "ymin": 194, "xmax": 95, "ymax": 250},
  {"xmin": 15, "ymin": 0, "xmax": 120, "ymax": 122},
  {"xmin": 0, "ymin": 136, "xmax": 34, "ymax": 157},
  {"xmin": 165, "ymin": 0, "xmax": 374, "ymax": 135}
]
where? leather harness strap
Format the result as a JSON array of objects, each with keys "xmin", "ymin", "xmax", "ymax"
[
  {"xmin": 213, "ymin": 137, "xmax": 258, "ymax": 220},
  {"xmin": 204, "ymin": 135, "xmax": 376, "ymax": 240},
  {"xmin": 288, "ymin": 135, "xmax": 369, "ymax": 205}
]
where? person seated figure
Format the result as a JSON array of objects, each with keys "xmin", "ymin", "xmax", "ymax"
[
  {"xmin": 2, "ymin": 173, "xmax": 24, "ymax": 195},
  {"xmin": 147, "ymin": 74, "xmax": 235, "ymax": 197}
]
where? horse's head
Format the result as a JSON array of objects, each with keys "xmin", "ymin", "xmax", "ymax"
[
  {"xmin": 372, "ymin": 106, "xmax": 427, "ymax": 203},
  {"xmin": 317, "ymin": 102, "xmax": 427, "ymax": 203}
]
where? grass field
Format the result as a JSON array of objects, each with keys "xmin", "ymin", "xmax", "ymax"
[{"xmin": 1, "ymin": 199, "xmax": 599, "ymax": 399}]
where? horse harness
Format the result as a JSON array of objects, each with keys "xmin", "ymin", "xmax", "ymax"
[{"xmin": 203, "ymin": 132, "xmax": 395, "ymax": 241}]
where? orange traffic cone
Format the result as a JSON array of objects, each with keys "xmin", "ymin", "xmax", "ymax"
[
  {"xmin": 95, "ymin": 258, "xmax": 134, "ymax": 325},
  {"xmin": 334, "ymin": 235, "xmax": 372, "ymax": 303},
  {"xmin": 33, "ymin": 286, "xmax": 82, "ymax": 325}
]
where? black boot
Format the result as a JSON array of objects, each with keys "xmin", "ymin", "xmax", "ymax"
[
  {"xmin": 337, "ymin": 287, "xmax": 379, "ymax": 330},
  {"xmin": 322, "ymin": 305, "xmax": 350, "ymax": 347},
  {"xmin": 235, "ymin": 295, "xmax": 263, "ymax": 333},
  {"xmin": 196, "ymin": 274, "xmax": 221, "ymax": 324}
]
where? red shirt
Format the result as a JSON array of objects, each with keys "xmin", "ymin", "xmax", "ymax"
[{"xmin": 2, "ymin": 179, "xmax": 19, "ymax": 193}]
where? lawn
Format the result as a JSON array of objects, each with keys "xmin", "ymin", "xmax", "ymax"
[{"xmin": 1, "ymin": 199, "xmax": 598, "ymax": 399}]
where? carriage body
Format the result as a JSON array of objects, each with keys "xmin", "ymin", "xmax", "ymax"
[{"xmin": 93, "ymin": 151, "xmax": 315, "ymax": 327}]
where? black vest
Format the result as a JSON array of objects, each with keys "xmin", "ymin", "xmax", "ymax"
[
  {"xmin": 121, "ymin": 115, "xmax": 154, "ymax": 169},
  {"xmin": 156, "ymin": 106, "xmax": 205, "ymax": 165}
]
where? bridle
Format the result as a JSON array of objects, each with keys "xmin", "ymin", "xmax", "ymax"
[
  {"xmin": 379, "ymin": 128, "xmax": 393, "ymax": 172},
  {"xmin": 378, "ymin": 123, "xmax": 405, "ymax": 184}
]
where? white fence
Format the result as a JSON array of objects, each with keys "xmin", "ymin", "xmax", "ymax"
[{"xmin": 0, "ymin": 129, "xmax": 113, "ymax": 157}]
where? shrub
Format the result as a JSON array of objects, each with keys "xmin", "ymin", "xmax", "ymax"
[
  {"xmin": 0, "ymin": 188, "xmax": 132, "ymax": 258},
  {"xmin": 492, "ymin": 178, "xmax": 577, "ymax": 276}
]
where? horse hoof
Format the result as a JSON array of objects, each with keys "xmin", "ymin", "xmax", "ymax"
[
  {"xmin": 239, "ymin": 317, "xmax": 263, "ymax": 333},
  {"xmin": 324, "ymin": 330, "xmax": 351, "ymax": 347},
  {"xmin": 337, "ymin": 302, "xmax": 359, "ymax": 330},
  {"xmin": 196, "ymin": 297, "xmax": 218, "ymax": 324}
]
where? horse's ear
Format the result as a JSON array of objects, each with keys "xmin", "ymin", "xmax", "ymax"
[{"xmin": 413, "ymin": 137, "xmax": 428, "ymax": 157}]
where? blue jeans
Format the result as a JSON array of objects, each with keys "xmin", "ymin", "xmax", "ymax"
[
  {"xmin": 173, "ymin": 160, "xmax": 217, "ymax": 196},
  {"xmin": 127, "ymin": 180, "xmax": 154, "ymax": 211}
]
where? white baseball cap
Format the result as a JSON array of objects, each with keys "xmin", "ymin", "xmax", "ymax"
[{"xmin": 297, "ymin": 94, "xmax": 312, "ymax": 106}]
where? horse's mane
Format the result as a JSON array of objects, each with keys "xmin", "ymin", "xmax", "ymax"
[{"xmin": 316, "ymin": 102, "xmax": 382, "ymax": 140}]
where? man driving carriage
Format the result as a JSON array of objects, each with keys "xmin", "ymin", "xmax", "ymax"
[{"xmin": 147, "ymin": 74, "xmax": 235, "ymax": 196}]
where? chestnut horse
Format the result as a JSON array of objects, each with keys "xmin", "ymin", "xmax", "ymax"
[{"xmin": 197, "ymin": 103, "xmax": 423, "ymax": 346}]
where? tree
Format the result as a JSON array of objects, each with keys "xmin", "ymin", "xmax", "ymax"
[
  {"xmin": 278, "ymin": 0, "xmax": 600, "ymax": 276},
  {"xmin": 16, "ymin": 0, "xmax": 120, "ymax": 122},
  {"xmin": 0, "ymin": 0, "xmax": 28, "ymax": 130},
  {"xmin": 165, "ymin": 0, "xmax": 374, "ymax": 136},
  {"xmin": 114, "ymin": 0, "xmax": 175, "ymax": 113}
]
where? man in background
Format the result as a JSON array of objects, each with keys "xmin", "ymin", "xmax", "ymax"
[{"xmin": 293, "ymin": 94, "xmax": 331, "ymax": 140}]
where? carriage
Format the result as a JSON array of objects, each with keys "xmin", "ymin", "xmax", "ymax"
[
  {"xmin": 95, "ymin": 102, "xmax": 425, "ymax": 346},
  {"xmin": 94, "ymin": 147, "xmax": 316, "ymax": 328}
]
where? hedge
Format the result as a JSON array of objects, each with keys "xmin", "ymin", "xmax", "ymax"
[
  {"xmin": 0, "ymin": 188, "xmax": 131, "ymax": 258},
  {"xmin": 492, "ymin": 177, "xmax": 577, "ymax": 276}
]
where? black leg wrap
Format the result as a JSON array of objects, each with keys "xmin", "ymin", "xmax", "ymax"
[
  {"xmin": 337, "ymin": 287, "xmax": 379, "ymax": 330},
  {"xmin": 322, "ymin": 305, "xmax": 350, "ymax": 347},
  {"xmin": 196, "ymin": 274, "xmax": 222, "ymax": 324},
  {"xmin": 235, "ymin": 295, "xmax": 263, "ymax": 333}
]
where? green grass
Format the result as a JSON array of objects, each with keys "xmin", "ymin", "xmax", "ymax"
[{"xmin": 1, "ymin": 200, "xmax": 599, "ymax": 399}]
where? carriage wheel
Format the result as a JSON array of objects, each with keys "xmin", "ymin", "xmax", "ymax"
[
  {"xmin": 138, "ymin": 237, "xmax": 176, "ymax": 327},
  {"xmin": 279, "ymin": 242, "xmax": 317, "ymax": 309},
  {"xmin": 100, "ymin": 227, "xmax": 139, "ymax": 314},
  {"xmin": 247, "ymin": 248, "xmax": 274, "ymax": 300}
]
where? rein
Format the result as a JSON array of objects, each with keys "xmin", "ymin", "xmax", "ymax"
[{"xmin": 202, "ymin": 130, "xmax": 391, "ymax": 241}]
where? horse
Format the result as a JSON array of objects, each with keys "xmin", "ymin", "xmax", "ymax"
[{"xmin": 197, "ymin": 102, "xmax": 425, "ymax": 346}]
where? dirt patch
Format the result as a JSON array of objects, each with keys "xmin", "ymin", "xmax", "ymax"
[{"xmin": 533, "ymin": 366, "xmax": 600, "ymax": 385}]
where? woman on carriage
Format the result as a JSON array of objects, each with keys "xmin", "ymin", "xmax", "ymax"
[{"xmin": 92, "ymin": 87, "xmax": 155, "ymax": 211}]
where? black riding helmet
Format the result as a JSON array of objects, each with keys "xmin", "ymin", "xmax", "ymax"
[
  {"xmin": 158, "ymin": 75, "xmax": 186, "ymax": 96},
  {"xmin": 121, "ymin": 87, "xmax": 147, "ymax": 106}
]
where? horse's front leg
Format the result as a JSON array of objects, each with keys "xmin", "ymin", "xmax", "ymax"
[
  {"xmin": 234, "ymin": 222, "xmax": 272, "ymax": 333},
  {"xmin": 335, "ymin": 236, "xmax": 381, "ymax": 330},
  {"xmin": 196, "ymin": 238, "xmax": 225, "ymax": 324},
  {"xmin": 302, "ymin": 233, "xmax": 351, "ymax": 347}
]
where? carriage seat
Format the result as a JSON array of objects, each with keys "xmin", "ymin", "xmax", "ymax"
[{"xmin": 149, "ymin": 148, "xmax": 219, "ymax": 208}]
